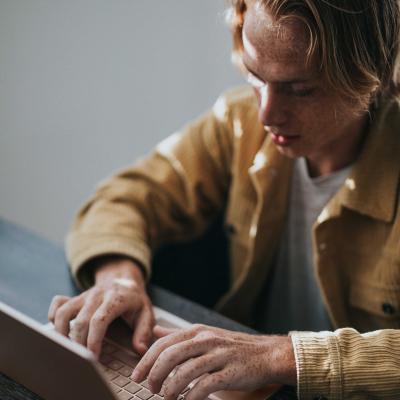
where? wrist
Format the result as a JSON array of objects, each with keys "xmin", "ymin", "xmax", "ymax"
[
  {"xmin": 93, "ymin": 255, "xmax": 146, "ymax": 288},
  {"xmin": 269, "ymin": 336, "xmax": 297, "ymax": 386}
]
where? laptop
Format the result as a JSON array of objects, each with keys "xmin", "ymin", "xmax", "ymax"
[{"xmin": 0, "ymin": 301, "xmax": 281, "ymax": 400}]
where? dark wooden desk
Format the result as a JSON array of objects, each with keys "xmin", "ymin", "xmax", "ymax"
[{"xmin": 0, "ymin": 218, "xmax": 296, "ymax": 400}]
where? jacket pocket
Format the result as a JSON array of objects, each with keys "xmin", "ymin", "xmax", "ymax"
[{"xmin": 349, "ymin": 281, "xmax": 400, "ymax": 330}]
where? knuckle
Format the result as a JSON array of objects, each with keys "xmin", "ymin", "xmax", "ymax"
[
  {"xmin": 114, "ymin": 293, "xmax": 125, "ymax": 304},
  {"xmin": 89, "ymin": 286, "xmax": 104, "ymax": 297},
  {"xmin": 156, "ymin": 335, "xmax": 171, "ymax": 348},
  {"xmin": 110, "ymin": 280, "xmax": 132, "ymax": 295},
  {"xmin": 191, "ymin": 323, "xmax": 205, "ymax": 333},
  {"xmin": 196, "ymin": 330, "xmax": 218, "ymax": 345},
  {"xmin": 211, "ymin": 372, "xmax": 225, "ymax": 385},
  {"xmin": 91, "ymin": 312, "xmax": 108, "ymax": 326},
  {"xmin": 159, "ymin": 347, "xmax": 176, "ymax": 365},
  {"xmin": 52, "ymin": 295, "xmax": 64, "ymax": 304},
  {"xmin": 72, "ymin": 318, "xmax": 88, "ymax": 333},
  {"xmin": 55, "ymin": 303, "xmax": 71, "ymax": 320}
]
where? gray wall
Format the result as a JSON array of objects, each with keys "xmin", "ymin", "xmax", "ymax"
[{"xmin": 0, "ymin": 1, "xmax": 242, "ymax": 243}]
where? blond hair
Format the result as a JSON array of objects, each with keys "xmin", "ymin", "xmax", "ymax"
[{"xmin": 226, "ymin": 0, "xmax": 400, "ymax": 109}]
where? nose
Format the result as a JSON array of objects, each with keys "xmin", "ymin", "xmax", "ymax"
[{"xmin": 257, "ymin": 85, "xmax": 287, "ymax": 128}]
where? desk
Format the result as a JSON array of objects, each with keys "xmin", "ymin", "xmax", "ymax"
[{"xmin": 0, "ymin": 218, "xmax": 296, "ymax": 400}]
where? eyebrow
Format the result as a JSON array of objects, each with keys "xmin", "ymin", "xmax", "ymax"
[{"xmin": 242, "ymin": 59, "xmax": 312, "ymax": 85}]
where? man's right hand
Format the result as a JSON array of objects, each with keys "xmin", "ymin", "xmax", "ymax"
[{"xmin": 48, "ymin": 257, "xmax": 154, "ymax": 358}]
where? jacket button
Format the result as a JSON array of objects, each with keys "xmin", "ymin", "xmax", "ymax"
[
  {"xmin": 319, "ymin": 242, "xmax": 327, "ymax": 251},
  {"xmin": 226, "ymin": 224, "xmax": 236, "ymax": 235},
  {"xmin": 382, "ymin": 303, "xmax": 395, "ymax": 315}
]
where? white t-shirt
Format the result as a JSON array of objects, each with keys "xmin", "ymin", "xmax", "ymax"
[{"xmin": 254, "ymin": 157, "xmax": 351, "ymax": 333}]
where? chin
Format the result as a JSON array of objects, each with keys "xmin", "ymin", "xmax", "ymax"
[{"xmin": 275, "ymin": 145, "xmax": 304, "ymax": 159}]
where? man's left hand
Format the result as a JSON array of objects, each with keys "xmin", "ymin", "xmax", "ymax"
[{"xmin": 131, "ymin": 324, "xmax": 297, "ymax": 400}]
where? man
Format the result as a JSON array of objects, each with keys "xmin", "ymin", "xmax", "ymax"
[{"xmin": 48, "ymin": 0, "xmax": 400, "ymax": 398}]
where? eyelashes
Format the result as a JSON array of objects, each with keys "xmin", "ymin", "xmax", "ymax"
[{"xmin": 245, "ymin": 71, "xmax": 316, "ymax": 98}]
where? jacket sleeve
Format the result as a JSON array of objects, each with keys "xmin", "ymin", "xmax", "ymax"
[
  {"xmin": 66, "ymin": 97, "xmax": 234, "ymax": 289},
  {"xmin": 290, "ymin": 328, "xmax": 400, "ymax": 399}
]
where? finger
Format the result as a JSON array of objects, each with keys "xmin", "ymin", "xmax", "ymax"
[
  {"xmin": 69, "ymin": 290, "xmax": 103, "ymax": 346},
  {"xmin": 163, "ymin": 355, "xmax": 222, "ymax": 400},
  {"xmin": 48, "ymin": 295, "xmax": 70, "ymax": 322},
  {"xmin": 131, "ymin": 303, "xmax": 155, "ymax": 355},
  {"xmin": 131, "ymin": 329, "xmax": 195, "ymax": 383},
  {"xmin": 145, "ymin": 338, "xmax": 211, "ymax": 394},
  {"xmin": 54, "ymin": 296, "xmax": 84, "ymax": 337},
  {"xmin": 186, "ymin": 372, "xmax": 228, "ymax": 400},
  {"xmin": 86, "ymin": 296, "xmax": 125, "ymax": 357},
  {"xmin": 153, "ymin": 325, "xmax": 177, "ymax": 338}
]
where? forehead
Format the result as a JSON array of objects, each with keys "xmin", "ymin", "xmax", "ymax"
[{"xmin": 242, "ymin": 3, "xmax": 317, "ymax": 80}]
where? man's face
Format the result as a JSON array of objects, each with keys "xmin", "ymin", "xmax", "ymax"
[{"xmin": 242, "ymin": 2, "xmax": 369, "ymax": 174}]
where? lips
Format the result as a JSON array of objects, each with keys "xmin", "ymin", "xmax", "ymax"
[{"xmin": 270, "ymin": 132, "xmax": 300, "ymax": 147}]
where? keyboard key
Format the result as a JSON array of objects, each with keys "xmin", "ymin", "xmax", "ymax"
[
  {"xmin": 100, "ymin": 354, "xmax": 113, "ymax": 365},
  {"xmin": 153, "ymin": 395, "xmax": 163, "ymax": 400},
  {"xmin": 104, "ymin": 369, "xmax": 119, "ymax": 380},
  {"xmin": 110, "ymin": 382, "xmax": 122, "ymax": 393},
  {"xmin": 125, "ymin": 381, "xmax": 143, "ymax": 395},
  {"xmin": 114, "ymin": 350, "xmax": 141, "ymax": 368},
  {"xmin": 113, "ymin": 376, "xmax": 131, "ymax": 388},
  {"xmin": 119, "ymin": 365, "xmax": 134, "ymax": 377},
  {"xmin": 136, "ymin": 388, "xmax": 154, "ymax": 400},
  {"xmin": 117, "ymin": 391, "xmax": 134, "ymax": 400},
  {"xmin": 108, "ymin": 359, "xmax": 125, "ymax": 371},
  {"xmin": 102, "ymin": 342, "xmax": 118, "ymax": 355},
  {"xmin": 141, "ymin": 380, "xmax": 151, "ymax": 390}
]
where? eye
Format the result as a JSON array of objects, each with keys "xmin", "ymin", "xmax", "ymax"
[
  {"xmin": 290, "ymin": 84, "xmax": 315, "ymax": 97},
  {"xmin": 245, "ymin": 72, "xmax": 264, "ymax": 89}
]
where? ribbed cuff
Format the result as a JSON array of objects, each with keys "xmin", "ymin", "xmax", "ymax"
[{"xmin": 290, "ymin": 331, "xmax": 343, "ymax": 400}]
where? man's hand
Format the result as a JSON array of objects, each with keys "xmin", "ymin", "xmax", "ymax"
[
  {"xmin": 131, "ymin": 324, "xmax": 297, "ymax": 400},
  {"xmin": 48, "ymin": 257, "xmax": 154, "ymax": 357}
]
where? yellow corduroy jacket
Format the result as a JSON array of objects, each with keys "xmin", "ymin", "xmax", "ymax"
[{"xmin": 67, "ymin": 86, "xmax": 400, "ymax": 399}]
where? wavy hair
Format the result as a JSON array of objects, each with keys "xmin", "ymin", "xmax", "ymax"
[{"xmin": 226, "ymin": 0, "xmax": 400, "ymax": 109}]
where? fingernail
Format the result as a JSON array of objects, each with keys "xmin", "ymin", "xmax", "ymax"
[
  {"xmin": 140, "ymin": 343, "xmax": 148, "ymax": 352},
  {"xmin": 131, "ymin": 371, "xmax": 139, "ymax": 382}
]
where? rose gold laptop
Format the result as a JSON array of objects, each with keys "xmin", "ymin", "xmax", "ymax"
[{"xmin": 0, "ymin": 301, "xmax": 280, "ymax": 400}]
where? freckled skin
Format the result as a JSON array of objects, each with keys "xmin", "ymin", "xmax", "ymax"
[
  {"xmin": 48, "ymin": 259, "xmax": 155, "ymax": 357},
  {"xmin": 243, "ymin": 2, "xmax": 371, "ymax": 177},
  {"xmin": 50, "ymin": 0, "xmax": 375, "ymax": 395},
  {"xmin": 132, "ymin": 325, "xmax": 296, "ymax": 400}
]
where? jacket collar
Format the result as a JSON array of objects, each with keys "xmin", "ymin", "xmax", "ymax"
[
  {"xmin": 250, "ymin": 98, "xmax": 400, "ymax": 224},
  {"xmin": 332, "ymin": 98, "xmax": 400, "ymax": 223}
]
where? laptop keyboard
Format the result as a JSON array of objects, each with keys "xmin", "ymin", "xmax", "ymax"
[{"xmin": 99, "ymin": 339, "xmax": 188, "ymax": 400}]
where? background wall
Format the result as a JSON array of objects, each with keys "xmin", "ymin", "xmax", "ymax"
[{"xmin": 0, "ymin": 1, "xmax": 242, "ymax": 243}]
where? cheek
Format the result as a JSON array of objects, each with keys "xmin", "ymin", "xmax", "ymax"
[{"xmin": 295, "ymin": 96, "xmax": 341, "ymax": 133}]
